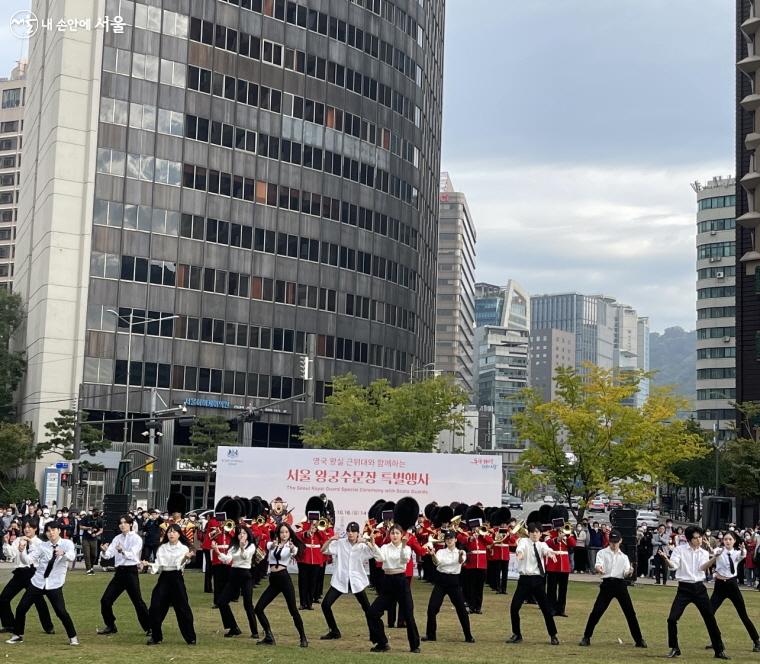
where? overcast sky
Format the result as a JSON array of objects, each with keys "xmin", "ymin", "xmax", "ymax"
[{"xmin": 0, "ymin": 1, "xmax": 734, "ymax": 332}]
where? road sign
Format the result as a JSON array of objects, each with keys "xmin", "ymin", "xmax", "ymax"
[{"xmin": 55, "ymin": 462, "xmax": 69, "ymax": 470}]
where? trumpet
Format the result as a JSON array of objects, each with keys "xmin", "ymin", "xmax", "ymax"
[
  {"xmin": 222, "ymin": 519, "xmax": 236, "ymax": 534},
  {"xmin": 317, "ymin": 518, "xmax": 329, "ymax": 532},
  {"xmin": 255, "ymin": 515, "xmax": 267, "ymax": 527},
  {"xmin": 561, "ymin": 523, "xmax": 574, "ymax": 537}
]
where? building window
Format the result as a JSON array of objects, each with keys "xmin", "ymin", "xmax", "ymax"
[{"xmin": 1, "ymin": 88, "xmax": 21, "ymax": 109}]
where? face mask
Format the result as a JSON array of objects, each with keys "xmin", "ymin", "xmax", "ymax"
[{"xmin": 42, "ymin": 511, "xmax": 50, "ymax": 517}]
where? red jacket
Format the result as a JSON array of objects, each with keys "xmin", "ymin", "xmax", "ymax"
[
  {"xmin": 297, "ymin": 525, "xmax": 328, "ymax": 565},
  {"xmin": 545, "ymin": 533, "xmax": 575, "ymax": 574},
  {"xmin": 210, "ymin": 522, "xmax": 232, "ymax": 565},
  {"xmin": 491, "ymin": 531, "xmax": 511, "ymax": 561},
  {"xmin": 460, "ymin": 532, "xmax": 493, "ymax": 570},
  {"xmin": 404, "ymin": 533, "xmax": 428, "ymax": 578}
]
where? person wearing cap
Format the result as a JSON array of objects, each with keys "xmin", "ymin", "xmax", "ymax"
[
  {"xmin": 142, "ymin": 509, "xmax": 163, "ymax": 569},
  {"xmin": 79, "ymin": 509, "xmax": 103, "ymax": 575},
  {"xmin": 318, "ymin": 521, "xmax": 374, "ymax": 640},
  {"xmin": 421, "ymin": 530, "xmax": 474, "ymax": 643},
  {"xmin": 579, "ymin": 529, "xmax": 646, "ymax": 648}
]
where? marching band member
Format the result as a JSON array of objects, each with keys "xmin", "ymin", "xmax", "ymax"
[
  {"xmin": 297, "ymin": 497, "xmax": 329, "ymax": 611},
  {"xmin": 579, "ymin": 529, "xmax": 646, "ymax": 648},
  {"xmin": 506, "ymin": 522, "xmax": 559, "ymax": 646},
  {"xmin": 366, "ymin": 524, "xmax": 421, "ymax": 653},
  {"xmin": 97, "ymin": 514, "xmax": 151, "ymax": 635},
  {"xmin": 319, "ymin": 521, "xmax": 374, "ymax": 640},
  {"xmin": 458, "ymin": 506, "xmax": 492, "ymax": 614},
  {"xmin": 143, "ymin": 524, "xmax": 196, "ymax": 646},
  {"xmin": 546, "ymin": 523, "xmax": 575, "ymax": 617},
  {"xmin": 658, "ymin": 525, "xmax": 729, "ymax": 659},
  {"xmin": 421, "ymin": 530, "xmax": 474, "ymax": 643},
  {"xmin": 216, "ymin": 524, "xmax": 260, "ymax": 639},
  {"xmin": 255, "ymin": 523, "xmax": 308, "ymax": 648},
  {"xmin": 704, "ymin": 530, "xmax": 760, "ymax": 653},
  {"xmin": 6, "ymin": 521, "xmax": 79, "ymax": 646},
  {"xmin": 0, "ymin": 521, "xmax": 54, "ymax": 634},
  {"xmin": 491, "ymin": 509, "xmax": 513, "ymax": 595}
]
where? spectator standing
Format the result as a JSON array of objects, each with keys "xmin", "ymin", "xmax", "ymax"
[
  {"xmin": 80, "ymin": 509, "xmax": 103, "ymax": 574},
  {"xmin": 651, "ymin": 524, "xmax": 670, "ymax": 585},
  {"xmin": 574, "ymin": 523, "xmax": 587, "ymax": 573},
  {"xmin": 587, "ymin": 522, "xmax": 603, "ymax": 572},
  {"xmin": 141, "ymin": 509, "xmax": 163, "ymax": 565}
]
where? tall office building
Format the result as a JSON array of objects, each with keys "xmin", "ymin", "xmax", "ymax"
[
  {"xmin": 434, "ymin": 172, "xmax": 475, "ymax": 393},
  {"xmin": 736, "ymin": 2, "xmax": 760, "ymax": 422},
  {"xmin": 0, "ymin": 62, "xmax": 26, "ymax": 291},
  {"xmin": 474, "ymin": 280, "xmax": 530, "ymax": 456},
  {"xmin": 607, "ymin": 299, "xmax": 650, "ymax": 407},
  {"xmin": 529, "ymin": 327, "xmax": 575, "ymax": 403},
  {"xmin": 16, "ymin": 0, "xmax": 445, "ymax": 506},
  {"xmin": 693, "ymin": 177, "xmax": 736, "ymax": 437},
  {"xmin": 530, "ymin": 293, "xmax": 616, "ymax": 370}
]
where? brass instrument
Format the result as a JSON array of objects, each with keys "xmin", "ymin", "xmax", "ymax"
[
  {"xmin": 222, "ymin": 519, "xmax": 236, "ymax": 535},
  {"xmin": 254, "ymin": 547, "xmax": 266, "ymax": 564},
  {"xmin": 561, "ymin": 523, "xmax": 574, "ymax": 537},
  {"xmin": 255, "ymin": 515, "xmax": 267, "ymax": 527},
  {"xmin": 425, "ymin": 533, "xmax": 444, "ymax": 566},
  {"xmin": 493, "ymin": 529, "xmax": 510, "ymax": 544},
  {"xmin": 317, "ymin": 517, "xmax": 329, "ymax": 532},
  {"xmin": 449, "ymin": 515, "xmax": 465, "ymax": 533},
  {"xmin": 508, "ymin": 520, "xmax": 528, "ymax": 539},
  {"xmin": 476, "ymin": 525, "xmax": 491, "ymax": 537}
]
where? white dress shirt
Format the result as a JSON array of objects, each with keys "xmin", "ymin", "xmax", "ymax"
[
  {"xmin": 373, "ymin": 542, "xmax": 410, "ymax": 572},
  {"xmin": 327, "ymin": 539, "xmax": 374, "ymax": 593},
  {"xmin": 27, "ymin": 539, "xmax": 76, "ymax": 590},
  {"xmin": 668, "ymin": 544, "xmax": 710, "ymax": 583},
  {"xmin": 595, "ymin": 547, "xmax": 632, "ymax": 579},
  {"xmin": 713, "ymin": 548, "xmax": 743, "ymax": 579},
  {"xmin": 435, "ymin": 546, "xmax": 466, "ymax": 575},
  {"xmin": 4, "ymin": 536, "xmax": 41, "ymax": 569},
  {"xmin": 267, "ymin": 540, "xmax": 297, "ymax": 566},
  {"xmin": 516, "ymin": 538, "xmax": 551, "ymax": 576},
  {"xmin": 219, "ymin": 543, "xmax": 255, "ymax": 569},
  {"xmin": 148, "ymin": 542, "xmax": 190, "ymax": 573},
  {"xmin": 103, "ymin": 531, "xmax": 143, "ymax": 567}
]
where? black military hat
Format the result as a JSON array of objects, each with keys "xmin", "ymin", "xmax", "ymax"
[
  {"xmin": 214, "ymin": 495, "xmax": 232, "ymax": 513},
  {"xmin": 434, "ymin": 505, "xmax": 454, "ymax": 527},
  {"xmin": 394, "ymin": 497, "xmax": 420, "ymax": 531},
  {"xmin": 167, "ymin": 493, "xmax": 187, "ymax": 516},
  {"xmin": 304, "ymin": 495, "xmax": 324, "ymax": 516}
]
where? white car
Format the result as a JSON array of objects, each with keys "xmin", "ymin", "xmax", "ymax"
[
  {"xmin": 636, "ymin": 510, "xmax": 659, "ymax": 528},
  {"xmin": 542, "ymin": 495, "xmax": 556, "ymax": 505}
]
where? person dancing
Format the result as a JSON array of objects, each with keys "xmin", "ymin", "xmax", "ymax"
[
  {"xmin": 216, "ymin": 524, "xmax": 260, "ymax": 639},
  {"xmin": 704, "ymin": 530, "xmax": 760, "ymax": 653},
  {"xmin": 579, "ymin": 529, "xmax": 646, "ymax": 648},
  {"xmin": 97, "ymin": 514, "xmax": 151, "ymax": 636},
  {"xmin": 143, "ymin": 524, "xmax": 196, "ymax": 646},
  {"xmin": 254, "ymin": 523, "xmax": 308, "ymax": 648},
  {"xmin": 0, "ymin": 521, "xmax": 54, "ymax": 634},
  {"xmin": 421, "ymin": 530, "xmax": 474, "ymax": 643},
  {"xmin": 366, "ymin": 524, "xmax": 421, "ymax": 653},
  {"xmin": 319, "ymin": 521, "xmax": 374, "ymax": 640}
]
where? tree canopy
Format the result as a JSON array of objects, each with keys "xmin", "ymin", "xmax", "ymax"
[
  {"xmin": 515, "ymin": 365, "xmax": 709, "ymax": 519},
  {"xmin": 723, "ymin": 401, "xmax": 760, "ymax": 500},
  {"xmin": 0, "ymin": 290, "xmax": 26, "ymax": 422},
  {"xmin": 300, "ymin": 373, "xmax": 469, "ymax": 451},
  {"xmin": 180, "ymin": 416, "xmax": 237, "ymax": 509},
  {"xmin": 37, "ymin": 409, "xmax": 111, "ymax": 460}
]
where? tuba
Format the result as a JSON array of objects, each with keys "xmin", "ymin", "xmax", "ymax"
[{"xmin": 508, "ymin": 520, "xmax": 528, "ymax": 539}]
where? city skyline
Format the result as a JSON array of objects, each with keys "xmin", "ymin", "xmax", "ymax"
[{"xmin": 0, "ymin": 1, "xmax": 735, "ymax": 333}]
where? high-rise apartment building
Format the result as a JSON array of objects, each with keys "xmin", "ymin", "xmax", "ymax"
[
  {"xmin": 607, "ymin": 299, "xmax": 650, "ymax": 407},
  {"xmin": 693, "ymin": 176, "xmax": 736, "ymax": 437},
  {"xmin": 0, "ymin": 62, "xmax": 26, "ymax": 291},
  {"xmin": 16, "ymin": 0, "xmax": 445, "ymax": 505},
  {"xmin": 736, "ymin": 2, "xmax": 760, "ymax": 422},
  {"xmin": 434, "ymin": 172, "xmax": 475, "ymax": 393},
  {"xmin": 529, "ymin": 327, "xmax": 575, "ymax": 403}
]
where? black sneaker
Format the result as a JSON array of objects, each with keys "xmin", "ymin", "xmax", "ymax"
[
  {"xmin": 370, "ymin": 643, "xmax": 390, "ymax": 652},
  {"xmin": 579, "ymin": 637, "xmax": 591, "ymax": 646},
  {"xmin": 320, "ymin": 631, "xmax": 341, "ymax": 640},
  {"xmin": 97, "ymin": 626, "xmax": 118, "ymax": 635}
]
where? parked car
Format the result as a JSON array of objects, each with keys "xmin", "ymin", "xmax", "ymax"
[
  {"xmin": 636, "ymin": 510, "xmax": 660, "ymax": 528},
  {"xmin": 542, "ymin": 495, "xmax": 556, "ymax": 505},
  {"xmin": 587, "ymin": 499, "xmax": 606, "ymax": 513},
  {"xmin": 608, "ymin": 497, "xmax": 623, "ymax": 509}
]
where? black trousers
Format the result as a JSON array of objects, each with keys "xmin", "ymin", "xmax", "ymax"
[
  {"xmin": 211, "ymin": 564, "xmax": 230, "ymax": 606},
  {"xmin": 495, "ymin": 560, "xmax": 509, "ymax": 592},
  {"xmin": 575, "ymin": 549, "xmax": 587, "ymax": 573},
  {"xmin": 711, "ymin": 578, "xmax": 759, "ymax": 643},
  {"xmin": 369, "ymin": 563, "xmax": 382, "ymax": 590},
  {"xmin": 142, "ymin": 543, "xmax": 159, "ymax": 564},
  {"xmin": 0, "ymin": 568, "xmax": 53, "ymax": 631},
  {"xmin": 510, "ymin": 574, "xmax": 557, "ymax": 638},
  {"xmin": 314, "ymin": 563, "xmax": 326, "ymax": 601},
  {"xmin": 15, "ymin": 585, "xmax": 76, "ymax": 638},
  {"xmin": 321, "ymin": 584, "xmax": 372, "ymax": 635},
  {"xmin": 101, "ymin": 565, "xmax": 150, "ymax": 631},
  {"xmin": 148, "ymin": 571, "xmax": 196, "ymax": 644},
  {"xmin": 487, "ymin": 560, "xmax": 498, "ymax": 590},
  {"xmin": 368, "ymin": 573, "xmax": 419, "ymax": 650},
  {"xmin": 583, "ymin": 578, "xmax": 643, "ymax": 642},
  {"xmin": 653, "ymin": 554, "xmax": 669, "ymax": 583},
  {"xmin": 202, "ymin": 550, "xmax": 213, "ymax": 593},
  {"xmin": 667, "ymin": 581, "xmax": 723, "ymax": 651},
  {"xmin": 462, "ymin": 567, "xmax": 486, "ymax": 611},
  {"xmin": 218, "ymin": 568, "xmax": 258, "ymax": 636},
  {"xmin": 255, "ymin": 569, "xmax": 306, "ymax": 639},
  {"xmin": 546, "ymin": 571, "xmax": 569, "ymax": 615},
  {"xmin": 297, "ymin": 562, "xmax": 320, "ymax": 609},
  {"xmin": 425, "ymin": 573, "xmax": 472, "ymax": 640}
]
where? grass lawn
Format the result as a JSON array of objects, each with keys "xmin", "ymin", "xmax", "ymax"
[{"xmin": 2, "ymin": 568, "xmax": 760, "ymax": 662}]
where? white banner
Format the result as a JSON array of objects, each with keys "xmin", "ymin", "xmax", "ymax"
[{"xmin": 215, "ymin": 447, "xmax": 502, "ymax": 532}]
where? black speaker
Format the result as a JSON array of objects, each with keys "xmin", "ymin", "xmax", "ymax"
[{"xmin": 102, "ymin": 493, "xmax": 130, "ymax": 542}]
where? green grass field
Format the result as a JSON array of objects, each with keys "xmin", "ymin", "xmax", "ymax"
[{"xmin": 2, "ymin": 568, "xmax": 760, "ymax": 662}]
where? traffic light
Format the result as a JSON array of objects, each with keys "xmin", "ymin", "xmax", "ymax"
[
  {"xmin": 177, "ymin": 416, "xmax": 196, "ymax": 427},
  {"xmin": 60, "ymin": 472, "xmax": 70, "ymax": 486},
  {"xmin": 298, "ymin": 355, "xmax": 310, "ymax": 380}
]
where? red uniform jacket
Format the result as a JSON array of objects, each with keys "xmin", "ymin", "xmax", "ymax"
[
  {"xmin": 545, "ymin": 533, "xmax": 575, "ymax": 574},
  {"xmin": 404, "ymin": 533, "xmax": 428, "ymax": 578},
  {"xmin": 297, "ymin": 526, "xmax": 328, "ymax": 565},
  {"xmin": 491, "ymin": 531, "xmax": 511, "ymax": 561},
  {"xmin": 460, "ymin": 532, "xmax": 494, "ymax": 570},
  {"xmin": 202, "ymin": 518, "xmax": 217, "ymax": 551},
  {"xmin": 210, "ymin": 523, "xmax": 232, "ymax": 565}
]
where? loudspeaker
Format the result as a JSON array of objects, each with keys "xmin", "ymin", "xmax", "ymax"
[
  {"xmin": 102, "ymin": 493, "xmax": 130, "ymax": 542},
  {"xmin": 702, "ymin": 497, "xmax": 735, "ymax": 531}
]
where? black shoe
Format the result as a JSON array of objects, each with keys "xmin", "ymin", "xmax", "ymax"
[
  {"xmin": 667, "ymin": 648, "xmax": 681, "ymax": 658},
  {"xmin": 387, "ymin": 623, "xmax": 395, "ymax": 629},
  {"xmin": 506, "ymin": 634, "xmax": 523, "ymax": 644},
  {"xmin": 471, "ymin": 609, "xmax": 482, "ymax": 615},
  {"xmin": 551, "ymin": 636, "xmax": 560, "ymax": 646},
  {"xmin": 579, "ymin": 637, "xmax": 591, "ymax": 646},
  {"xmin": 635, "ymin": 640, "xmax": 647, "ymax": 648},
  {"xmin": 300, "ymin": 638, "xmax": 308, "ymax": 648},
  {"xmin": 320, "ymin": 631, "xmax": 341, "ymax": 640},
  {"xmin": 224, "ymin": 628, "xmax": 241, "ymax": 638},
  {"xmin": 210, "ymin": 605, "xmax": 218, "ymax": 609},
  {"xmin": 465, "ymin": 636, "xmax": 475, "ymax": 643},
  {"xmin": 556, "ymin": 613, "xmax": 568, "ymax": 618},
  {"xmin": 370, "ymin": 643, "xmax": 390, "ymax": 652},
  {"xmin": 0, "ymin": 628, "xmax": 13, "ymax": 634},
  {"xmin": 256, "ymin": 634, "xmax": 275, "ymax": 646},
  {"xmin": 187, "ymin": 640, "xmax": 196, "ymax": 646},
  {"xmin": 146, "ymin": 639, "xmax": 161, "ymax": 646},
  {"xmin": 250, "ymin": 633, "xmax": 260, "ymax": 639},
  {"xmin": 714, "ymin": 652, "xmax": 730, "ymax": 660},
  {"xmin": 705, "ymin": 645, "xmax": 713, "ymax": 650},
  {"xmin": 313, "ymin": 598, "xmax": 321, "ymax": 604},
  {"xmin": 410, "ymin": 648, "xmax": 420, "ymax": 653},
  {"xmin": 44, "ymin": 629, "xmax": 55, "ymax": 635},
  {"xmin": 754, "ymin": 641, "xmax": 760, "ymax": 653},
  {"xmin": 421, "ymin": 636, "xmax": 435, "ymax": 642},
  {"xmin": 97, "ymin": 626, "xmax": 118, "ymax": 635}
]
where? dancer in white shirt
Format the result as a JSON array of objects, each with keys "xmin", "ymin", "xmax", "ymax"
[
  {"xmin": 215, "ymin": 524, "xmax": 259, "ymax": 639},
  {"xmin": 6, "ymin": 521, "xmax": 78, "ymax": 646},
  {"xmin": 97, "ymin": 514, "xmax": 150, "ymax": 635},
  {"xmin": 319, "ymin": 521, "xmax": 375, "ymax": 640}
]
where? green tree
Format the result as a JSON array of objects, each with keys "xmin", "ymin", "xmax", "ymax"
[
  {"xmin": 0, "ymin": 422, "xmax": 37, "ymax": 494},
  {"xmin": 180, "ymin": 416, "xmax": 236, "ymax": 509},
  {"xmin": 37, "ymin": 409, "xmax": 111, "ymax": 460},
  {"xmin": 300, "ymin": 373, "xmax": 468, "ymax": 451},
  {"xmin": 514, "ymin": 365, "xmax": 709, "ymax": 521},
  {"xmin": 0, "ymin": 290, "xmax": 26, "ymax": 422},
  {"xmin": 0, "ymin": 478, "xmax": 38, "ymax": 505},
  {"xmin": 723, "ymin": 401, "xmax": 760, "ymax": 500}
]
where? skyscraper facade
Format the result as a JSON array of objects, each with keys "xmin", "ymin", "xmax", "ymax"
[
  {"xmin": 434, "ymin": 172, "xmax": 475, "ymax": 393},
  {"xmin": 693, "ymin": 176, "xmax": 736, "ymax": 437},
  {"xmin": 529, "ymin": 327, "xmax": 575, "ymax": 403},
  {"xmin": 16, "ymin": 0, "xmax": 446, "ymax": 504}
]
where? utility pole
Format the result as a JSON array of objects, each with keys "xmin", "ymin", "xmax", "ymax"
[
  {"xmin": 71, "ymin": 383, "xmax": 83, "ymax": 510},
  {"xmin": 305, "ymin": 333, "xmax": 316, "ymax": 421},
  {"xmin": 147, "ymin": 387, "xmax": 157, "ymax": 505}
]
